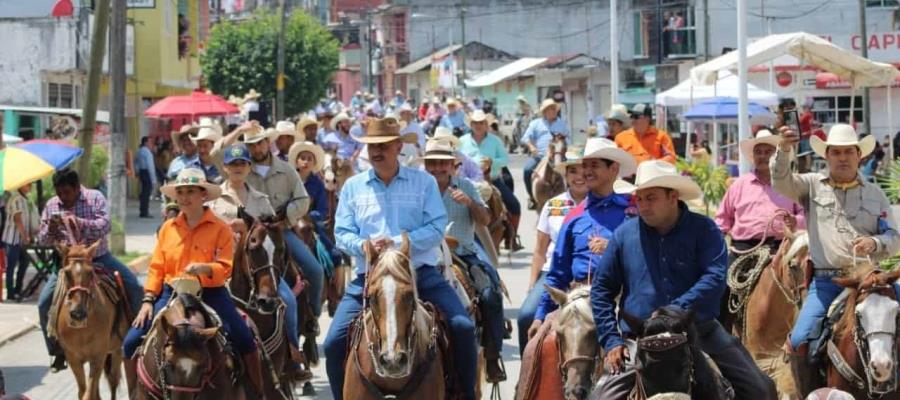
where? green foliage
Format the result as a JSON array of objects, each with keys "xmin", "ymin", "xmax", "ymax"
[
  {"xmin": 201, "ymin": 10, "xmax": 340, "ymax": 116},
  {"xmin": 27, "ymin": 144, "xmax": 108, "ymax": 207},
  {"xmin": 675, "ymin": 158, "xmax": 730, "ymax": 214},
  {"xmin": 879, "ymin": 161, "xmax": 900, "ymax": 203}
]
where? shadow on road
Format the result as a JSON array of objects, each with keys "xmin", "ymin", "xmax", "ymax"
[{"xmin": 1, "ymin": 365, "xmax": 47, "ymax": 395}]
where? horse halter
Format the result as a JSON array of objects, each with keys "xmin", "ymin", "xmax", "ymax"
[
  {"xmin": 633, "ymin": 329, "xmax": 695, "ymax": 398},
  {"xmin": 555, "ymin": 290, "xmax": 597, "ymax": 380},
  {"xmin": 363, "ymin": 252, "xmax": 419, "ymax": 379},
  {"xmin": 232, "ymin": 224, "xmax": 282, "ymax": 315},
  {"xmin": 852, "ymin": 274, "xmax": 899, "ymax": 395},
  {"xmin": 139, "ymin": 319, "xmax": 219, "ymax": 400}
]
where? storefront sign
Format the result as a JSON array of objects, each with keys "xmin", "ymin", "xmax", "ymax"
[
  {"xmin": 776, "ymin": 71, "xmax": 793, "ymax": 87},
  {"xmin": 819, "ymin": 32, "xmax": 900, "ymax": 63}
]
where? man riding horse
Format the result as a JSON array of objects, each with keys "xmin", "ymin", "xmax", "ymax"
[
  {"xmin": 37, "ymin": 169, "xmax": 144, "ymax": 373},
  {"xmin": 522, "ymin": 99, "xmax": 570, "ymax": 210},
  {"xmin": 774, "ymin": 124, "xmax": 900, "ymax": 397},
  {"xmin": 591, "ymin": 160, "xmax": 777, "ymax": 400},
  {"xmin": 420, "ymin": 138, "xmax": 508, "ymax": 383},
  {"xmin": 324, "ymin": 117, "xmax": 478, "ymax": 400}
]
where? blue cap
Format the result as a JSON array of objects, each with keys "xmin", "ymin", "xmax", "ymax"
[{"xmin": 223, "ymin": 144, "xmax": 252, "ymax": 164}]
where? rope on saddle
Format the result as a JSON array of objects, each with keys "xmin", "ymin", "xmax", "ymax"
[
  {"xmin": 726, "ymin": 245, "xmax": 771, "ymax": 340},
  {"xmin": 315, "ymin": 237, "xmax": 335, "ymax": 279}
]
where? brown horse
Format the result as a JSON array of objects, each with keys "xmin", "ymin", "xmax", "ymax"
[
  {"xmin": 295, "ymin": 215, "xmax": 347, "ymax": 318},
  {"xmin": 229, "ymin": 214, "xmax": 295, "ymax": 399},
  {"xmin": 826, "ymin": 267, "xmax": 900, "ymax": 399},
  {"xmin": 532, "ymin": 135, "xmax": 566, "ymax": 213},
  {"xmin": 133, "ymin": 277, "xmax": 246, "ymax": 400},
  {"xmin": 54, "ymin": 241, "xmax": 130, "ymax": 400},
  {"xmin": 344, "ymin": 235, "xmax": 448, "ymax": 399}
]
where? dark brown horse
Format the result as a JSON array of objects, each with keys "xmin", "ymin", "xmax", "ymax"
[
  {"xmin": 54, "ymin": 241, "xmax": 130, "ymax": 400},
  {"xmin": 827, "ymin": 268, "xmax": 900, "ymax": 399},
  {"xmin": 532, "ymin": 135, "xmax": 566, "ymax": 213},
  {"xmin": 344, "ymin": 235, "xmax": 448, "ymax": 399}
]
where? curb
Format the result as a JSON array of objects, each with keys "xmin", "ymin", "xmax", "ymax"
[
  {"xmin": 127, "ymin": 254, "xmax": 152, "ymax": 275},
  {"xmin": 0, "ymin": 318, "xmax": 38, "ymax": 348}
]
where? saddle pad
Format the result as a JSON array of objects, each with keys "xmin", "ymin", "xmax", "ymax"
[{"xmin": 516, "ymin": 311, "xmax": 564, "ymax": 400}]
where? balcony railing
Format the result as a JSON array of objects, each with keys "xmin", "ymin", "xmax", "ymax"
[{"xmin": 664, "ymin": 26, "xmax": 697, "ymax": 59}]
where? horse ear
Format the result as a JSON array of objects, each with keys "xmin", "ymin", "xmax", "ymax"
[
  {"xmin": 86, "ymin": 240, "xmax": 101, "ymax": 258},
  {"xmin": 883, "ymin": 269, "xmax": 900, "ymax": 284},
  {"xmin": 833, "ymin": 276, "xmax": 859, "ymax": 288},
  {"xmin": 56, "ymin": 243, "xmax": 69, "ymax": 259},
  {"xmin": 544, "ymin": 284, "xmax": 569, "ymax": 307},
  {"xmin": 195, "ymin": 327, "xmax": 219, "ymax": 341},
  {"xmin": 620, "ymin": 311, "xmax": 645, "ymax": 336},
  {"xmin": 399, "ymin": 232, "xmax": 410, "ymax": 257}
]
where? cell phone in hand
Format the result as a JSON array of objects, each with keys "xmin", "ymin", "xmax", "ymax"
[{"xmin": 783, "ymin": 109, "xmax": 802, "ymax": 136}]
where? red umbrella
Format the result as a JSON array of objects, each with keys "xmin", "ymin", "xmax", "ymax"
[{"xmin": 144, "ymin": 90, "xmax": 239, "ymax": 119}]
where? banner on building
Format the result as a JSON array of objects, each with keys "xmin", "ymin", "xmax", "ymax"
[{"xmin": 433, "ymin": 56, "xmax": 457, "ymax": 89}]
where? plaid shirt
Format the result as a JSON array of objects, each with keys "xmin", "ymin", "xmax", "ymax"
[
  {"xmin": 38, "ymin": 187, "xmax": 111, "ymax": 257},
  {"xmin": 442, "ymin": 176, "xmax": 486, "ymax": 257}
]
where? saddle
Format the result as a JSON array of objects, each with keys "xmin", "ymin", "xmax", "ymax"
[
  {"xmin": 809, "ymin": 288, "xmax": 851, "ymax": 364},
  {"xmin": 47, "ymin": 266, "xmax": 127, "ymax": 340},
  {"xmin": 516, "ymin": 311, "xmax": 564, "ymax": 400}
]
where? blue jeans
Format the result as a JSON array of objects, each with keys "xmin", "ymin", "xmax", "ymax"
[
  {"xmin": 283, "ymin": 229, "xmax": 324, "ymax": 317},
  {"xmin": 123, "ymin": 285, "xmax": 256, "ymax": 358},
  {"xmin": 4, "ymin": 244, "xmax": 29, "ymax": 299},
  {"xmin": 522, "ymin": 155, "xmax": 542, "ymax": 201},
  {"xmin": 323, "ymin": 266, "xmax": 477, "ymax": 400},
  {"xmin": 458, "ymin": 253, "xmax": 505, "ymax": 358},
  {"xmin": 278, "ymin": 278, "xmax": 299, "ymax": 348},
  {"xmin": 39, "ymin": 252, "xmax": 143, "ymax": 356},
  {"xmin": 789, "ymin": 277, "xmax": 900, "ymax": 348},
  {"xmin": 517, "ymin": 272, "xmax": 546, "ymax": 356},
  {"xmin": 492, "ymin": 177, "xmax": 521, "ymax": 216}
]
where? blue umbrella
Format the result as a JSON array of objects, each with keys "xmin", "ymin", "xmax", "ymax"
[{"xmin": 683, "ymin": 97, "xmax": 776, "ymax": 125}]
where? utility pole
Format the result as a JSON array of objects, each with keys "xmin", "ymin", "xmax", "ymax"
[
  {"xmin": 703, "ymin": 0, "xmax": 710, "ymax": 60},
  {"xmin": 365, "ymin": 10, "xmax": 374, "ymax": 93},
  {"xmin": 459, "ymin": 0, "xmax": 467, "ymax": 93},
  {"xmin": 610, "ymin": 0, "xmax": 619, "ymax": 104},
  {"xmin": 109, "ymin": 0, "xmax": 126, "ymax": 255},
  {"xmin": 276, "ymin": 0, "xmax": 287, "ymax": 121},
  {"xmin": 78, "ymin": 0, "xmax": 110, "ymax": 177},
  {"xmin": 858, "ymin": 0, "xmax": 871, "ymax": 135}
]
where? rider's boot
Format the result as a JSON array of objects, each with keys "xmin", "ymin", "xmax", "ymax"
[
  {"xmin": 49, "ymin": 339, "xmax": 67, "ymax": 373},
  {"xmin": 241, "ymin": 350, "xmax": 266, "ymax": 396},
  {"xmin": 484, "ymin": 349, "xmax": 507, "ymax": 383},
  {"xmin": 508, "ymin": 214, "xmax": 523, "ymax": 251},
  {"xmin": 787, "ymin": 342, "xmax": 823, "ymax": 397}
]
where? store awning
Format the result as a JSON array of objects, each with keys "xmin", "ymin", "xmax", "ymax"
[
  {"xmin": 815, "ymin": 72, "xmax": 900, "ymax": 89},
  {"xmin": 396, "ymin": 45, "xmax": 464, "ymax": 75},
  {"xmin": 464, "ymin": 58, "xmax": 548, "ymax": 88}
]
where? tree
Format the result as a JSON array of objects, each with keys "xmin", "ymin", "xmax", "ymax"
[{"xmin": 201, "ymin": 10, "xmax": 340, "ymax": 117}]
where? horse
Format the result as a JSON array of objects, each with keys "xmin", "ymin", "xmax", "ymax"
[
  {"xmin": 621, "ymin": 307, "xmax": 731, "ymax": 400},
  {"xmin": 826, "ymin": 267, "xmax": 900, "ymax": 399},
  {"xmin": 478, "ymin": 159, "xmax": 513, "ymax": 257},
  {"xmin": 532, "ymin": 135, "xmax": 566, "ymax": 213},
  {"xmin": 295, "ymin": 215, "xmax": 347, "ymax": 319},
  {"xmin": 133, "ymin": 276, "xmax": 245, "ymax": 400},
  {"xmin": 229, "ymin": 211, "xmax": 295, "ymax": 399},
  {"xmin": 53, "ymin": 241, "xmax": 130, "ymax": 400},
  {"xmin": 344, "ymin": 235, "xmax": 448, "ymax": 399}
]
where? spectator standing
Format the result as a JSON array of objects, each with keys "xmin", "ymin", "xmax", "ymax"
[
  {"xmin": 3, "ymin": 183, "xmax": 37, "ymax": 301},
  {"xmin": 135, "ymin": 137, "xmax": 157, "ymax": 218}
]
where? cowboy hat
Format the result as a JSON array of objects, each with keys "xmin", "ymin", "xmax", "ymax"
[
  {"xmin": 243, "ymin": 89, "xmax": 261, "ymax": 101},
  {"xmin": 539, "ymin": 98, "xmax": 560, "ymax": 114},
  {"xmin": 398, "ymin": 103, "xmax": 414, "ymax": 113},
  {"xmin": 171, "ymin": 122, "xmax": 199, "ymax": 146},
  {"xmin": 288, "ymin": 141, "xmax": 326, "ymax": 172},
  {"xmin": 613, "ymin": 160, "xmax": 702, "ymax": 201},
  {"xmin": 226, "ymin": 95, "xmax": 243, "ymax": 106},
  {"xmin": 553, "ymin": 146, "xmax": 585, "ymax": 175},
  {"xmin": 239, "ymin": 125, "xmax": 274, "ymax": 144},
  {"xmin": 297, "ymin": 116, "xmax": 319, "ymax": 132},
  {"xmin": 190, "ymin": 118, "xmax": 223, "ymax": 143},
  {"xmin": 473, "ymin": 180, "xmax": 494, "ymax": 203},
  {"xmin": 630, "ymin": 103, "xmax": 653, "ymax": 118},
  {"xmin": 433, "ymin": 126, "xmax": 460, "ymax": 149},
  {"xmin": 273, "ymin": 120, "xmax": 301, "ymax": 140},
  {"xmin": 516, "ymin": 95, "xmax": 529, "ymax": 104},
  {"xmin": 810, "ymin": 123, "xmax": 876, "ymax": 158},
  {"xmin": 160, "ymin": 168, "xmax": 222, "ymax": 200},
  {"xmin": 445, "ymin": 98, "xmax": 460, "ymax": 107},
  {"xmin": 739, "ymin": 129, "xmax": 782, "ymax": 160},
  {"xmin": 353, "ymin": 117, "xmax": 417, "ymax": 144},
  {"xmin": 330, "ymin": 112, "xmax": 352, "ymax": 131},
  {"xmin": 467, "ymin": 109, "xmax": 489, "ymax": 124},
  {"xmin": 604, "ymin": 104, "xmax": 632, "ymax": 128},
  {"xmin": 583, "ymin": 137, "xmax": 637, "ymax": 177},
  {"xmin": 414, "ymin": 139, "xmax": 458, "ymax": 162}
]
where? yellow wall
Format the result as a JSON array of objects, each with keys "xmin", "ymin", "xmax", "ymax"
[{"xmin": 127, "ymin": 0, "xmax": 200, "ymax": 99}]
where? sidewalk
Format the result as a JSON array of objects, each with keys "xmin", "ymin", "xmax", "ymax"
[{"xmin": 0, "ymin": 301, "xmax": 39, "ymax": 347}]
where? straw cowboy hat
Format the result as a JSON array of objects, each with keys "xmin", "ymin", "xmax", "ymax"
[
  {"xmin": 160, "ymin": 168, "xmax": 222, "ymax": 200},
  {"xmin": 171, "ymin": 122, "xmax": 199, "ymax": 146},
  {"xmin": 243, "ymin": 89, "xmax": 261, "ymax": 101},
  {"xmin": 614, "ymin": 160, "xmax": 702, "ymax": 201},
  {"xmin": 297, "ymin": 116, "xmax": 319, "ymax": 132},
  {"xmin": 227, "ymin": 95, "xmax": 243, "ymax": 106},
  {"xmin": 553, "ymin": 145, "xmax": 585, "ymax": 175},
  {"xmin": 398, "ymin": 103, "xmax": 414, "ymax": 113},
  {"xmin": 445, "ymin": 98, "xmax": 461, "ymax": 108},
  {"xmin": 810, "ymin": 123, "xmax": 876, "ymax": 158},
  {"xmin": 330, "ymin": 112, "xmax": 352, "ymax": 131},
  {"xmin": 353, "ymin": 117, "xmax": 417, "ymax": 144},
  {"xmin": 467, "ymin": 109, "xmax": 489, "ymax": 125},
  {"xmin": 239, "ymin": 125, "xmax": 274, "ymax": 144},
  {"xmin": 740, "ymin": 129, "xmax": 782, "ymax": 160},
  {"xmin": 433, "ymin": 126, "xmax": 460, "ymax": 149},
  {"xmin": 288, "ymin": 141, "xmax": 326, "ymax": 172},
  {"xmin": 516, "ymin": 95, "xmax": 530, "ymax": 105},
  {"xmin": 604, "ymin": 104, "xmax": 632, "ymax": 128},
  {"xmin": 539, "ymin": 98, "xmax": 560, "ymax": 114},
  {"xmin": 190, "ymin": 118, "xmax": 223, "ymax": 143},
  {"xmin": 274, "ymin": 120, "xmax": 301, "ymax": 140},
  {"xmin": 414, "ymin": 139, "xmax": 458, "ymax": 163},
  {"xmin": 583, "ymin": 137, "xmax": 637, "ymax": 177}
]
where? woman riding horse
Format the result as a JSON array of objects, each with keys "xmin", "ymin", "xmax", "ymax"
[
  {"xmin": 289, "ymin": 141, "xmax": 341, "ymax": 267},
  {"xmin": 122, "ymin": 167, "xmax": 265, "ymax": 395}
]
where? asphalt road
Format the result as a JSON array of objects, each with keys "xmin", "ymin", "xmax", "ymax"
[{"xmin": 0, "ymin": 154, "xmax": 540, "ymax": 399}]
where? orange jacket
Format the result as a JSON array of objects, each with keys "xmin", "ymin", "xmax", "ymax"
[
  {"xmin": 614, "ymin": 127, "xmax": 677, "ymax": 165},
  {"xmin": 144, "ymin": 208, "xmax": 234, "ymax": 295}
]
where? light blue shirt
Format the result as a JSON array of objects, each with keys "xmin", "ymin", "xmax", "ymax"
[
  {"xmin": 442, "ymin": 176, "xmax": 486, "ymax": 257},
  {"xmin": 335, "ymin": 166, "xmax": 448, "ymax": 274},
  {"xmin": 522, "ymin": 117, "xmax": 571, "ymax": 156},
  {"xmin": 440, "ymin": 110, "xmax": 467, "ymax": 130},
  {"xmin": 136, "ymin": 146, "xmax": 156, "ymax": 172},
  {"xmin": 321, "ymin": 130, "xmax": 363, "ymax": 160},
  {"xmin": 459, "ymin": 133, "xmax": 508, "ymax": 179},
  {"xmin": 166, "ymin": 154, "xmax": 199, "ymax": 180},
  {"xmin": 401, "ymin": 120, "xmax": 426, "ymax": 150}
]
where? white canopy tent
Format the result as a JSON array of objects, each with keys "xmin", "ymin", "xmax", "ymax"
[
  {"xmin": 656, "ymin": 71, "xmax": 780, "ymax": 107},
  {"xmin": 690, "ymin": 32, "xmax": 900, "ymax": 167}
]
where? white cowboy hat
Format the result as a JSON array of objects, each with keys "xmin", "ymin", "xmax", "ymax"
[
  {"xmin": 297, "ymin": 116, "xmax": 319, "ymax": 132},
  {"xmin": 160, "ymin": 168, "xmax": 222, "ymax": 200},
  {"xmin": 330, "ymin": 112, "xmax": 352, "ymax": 131},
  {"xmin": 414, "ymin": 139, "xmax": 458, "ymax": 163},
  {"xmin": 243, "ymin": 89, "xmax": 261, "ymax": 101},
  {"xmin": 810, "ymin": 123, "xmax": 876, "ymax": 158},
  {"xmin": 553, "ymin": 146, "xmax": 585, "ymax": 175},
  {"xmin": 739, "ymin": 129, "xmax": 782, "ymax": 161},
  {"xmin": 582, "ymin": 137, "xmax": 637, "ymax": 177},
  {"xmin": 398, "ymin": 103, "xmax": 414, "ymax": 113},
  {"xmin": 190, "ymin": 117, "xmax": 223, "ymax": 143},
  {"xmin": 445, "ymin": 98, "xmax": 460, "ymax": 107},
  {"xmin": 467, "ymin": 109, "xmax": 489, "ymax": 124},
  {"xmin": 288, "ymin": 141, "xmax": 326, "ymax": 172},
  {"xmin": 353, "ymin": 117, "xmax": 417, "ymax": 144},
  {"xmin": 239, "ymin": 125, "xmax": 274, "ymax": 144},
  {"xmin": 432, "ymin": 126, "xmax": 460, "ymax": 149},
  {"xmin": 473, "ymin": 180, "xmax": 494, "ymax": 203},
  {"xmin": 171, "ymin": 123, "xmax": 199, "ymax": 147},
  {"xmin": 539, "ymin": 98, "xmax": 560, "ymax": 114},
  {"xmin": 603, "ymin": 104, "xmax": 632, "ymax": 128},
  {"xmin": 614, "ymin": 160, "xmax": 702, "ymax": 201},
  {"xmin": 274, "ymin": 120, "xmax": 300, "ymax": 140}
]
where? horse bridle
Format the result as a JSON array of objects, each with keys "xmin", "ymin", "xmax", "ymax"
[
  {"xmin": 231, "ymin": 222, "xmax": 283, "ymax": 315},
  {"xmin": 137, "ymin": 319, "xmax": 220, "ymax": 400},
  {"xmin": 555, "ymin": 291, "xmax": 597, "ymax": 380},
  {"xmin": 631, "ymin": 329, "xmax": 695, "ymax": 399},
  {"xmin": 363, "ymin": 267, "xmax": 420, "ymax": 379},
  {"xmin": 852, "ymin": 278, "xmax": 899, "ymax": 395}
]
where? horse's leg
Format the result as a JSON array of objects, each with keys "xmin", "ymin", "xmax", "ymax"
[
  {"xmin": 66, "ymin": 356, "xmax": 88, "ymax": 399},
  {"xmin": 105, "ymin": 350, "xmax": 124, "ymax": 400},
  {"xmin": 87, "ymin": 355, "xmax": 107, "ymax": 400}
]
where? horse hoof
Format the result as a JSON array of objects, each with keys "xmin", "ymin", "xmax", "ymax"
[{"xmin": 302, "ymin": 381, "xmax": 316, "ymax": 396}]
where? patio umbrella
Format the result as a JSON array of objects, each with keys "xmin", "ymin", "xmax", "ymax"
[
  {"xmin": 0, "ymin": 140, "xmax": 83, "ymax": 191},
  {"xmin": 144, "ymin": 90, "xmax": 239, "ymax": 119},
  {"xmin": 683, "ymin": 97, "xmax": 776, "ymax": 125}
]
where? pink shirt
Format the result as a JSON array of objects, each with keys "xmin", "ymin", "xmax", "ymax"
[{"xmin": 715, "ymin": 171, "xmax": 806, "ymax": 241}]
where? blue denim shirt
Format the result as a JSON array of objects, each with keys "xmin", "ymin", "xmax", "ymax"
[
  {"xmin": 304, "ymin": 173, "xmax": 329, "ymax": 220},
  {"xmin": 166, "ymin": 154, "xmax": 199, "ymax": 180},
  {"xmin": 521, "ymin": 117, "xmax": 571, "ymax": 156},
  {"xmin": 321, "ymin": 131, "xmax": 363, "ymax": 160},
  {"xmin": 440, "ymin": 110, "xmax": 467, "ymax": 130},
  {"xmin": 535, "ymin": 192, "xmax": 630, "ymax": 321},
  {"xmin": 591, "ymin": 202, "xmax": 728, "ymax": 352},
  {"xmin": 335, "ymin": 166, "xmax": 447, "ymax": 274}
]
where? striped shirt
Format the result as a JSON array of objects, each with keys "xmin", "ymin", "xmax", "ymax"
[
  {"xmin": 442, "ymin": 176, "xmax": 486, "ymax": 257},
  {"xmin": 2, "ymin": 191, "xmax": 35, "ymax": 245},
  {"xmin": 38, "ymin": 188, "xmax": 111, "ymax": 257}
]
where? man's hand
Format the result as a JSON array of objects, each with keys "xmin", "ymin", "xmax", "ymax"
[
  {"xmin": 527, "ymin": 320, "xmax": 542, "ymax": 340},
  {"xmin": 588, "ymin": 237, "xmax": 609, "ymax": 255},
  {"xmin": 852, "ymin": 236, "xmax": 878, "ymax": 256},
  {"xmin": 229, "ymin": 219, "xmax": 248, "ymax": 235},
  {"xmin": 783, "ymin": 214, "xmax": 797, "ymax": 232},
  {"xmin": 185, "ymin": 263, "xmax": 213, "ymax": 279},
  {"xmin": 604, "ymin": 345, "xmax": 630, "ymax": 374},
  {"xmin": 363, "ymin": 238, "xmax": 394, "ymax": 255},
  {"xmin": 777, "ymin": 125, "xmax": 800, "ymax": 151},
  {"xmin": 449, "ymin": 188, "xmax": 473, "ymax": 207}
]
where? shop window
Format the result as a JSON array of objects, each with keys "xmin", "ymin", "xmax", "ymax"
[
  {"xmin": 866, "ymin": 0, "xmax": 897, "ymax": 8},
  {"xmin": 662, "ymin": 6, "xmax": 696, "ymax": 59},
  {"xmin": 633, "ymin": 11, "xmax": 651, "ymax": 58},
  {"xmin": 48, "ymin": 83, "xmax": 75, "ymax": 108},
  {"xmin": 812, "ymin": 96, "xmax": 864, "ymax": 125}
]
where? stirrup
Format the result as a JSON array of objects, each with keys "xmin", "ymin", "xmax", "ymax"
[{"xmin": 485, "ymin": 357, "xmax": 507, "ymax": 383}]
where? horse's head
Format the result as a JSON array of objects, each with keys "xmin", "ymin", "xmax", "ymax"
[
  {"xmin": 326, "ymin": 155, "xmax": 354, "ymax": 193},
  {"xmin": 156, "ymin": 293, "xmax": 220, "ymax": 399},
  {"xmin": 623, "ymin": 306, "xmax": 697, "ymax": 397},
  {"xmin": 546, "ymin": 284, "xmax": 596, "ymax": 400},
  {"xmin": 57, "ymin": 241, "xmax": 102, "ymax": 326},
  {"xmin": 235, "ymin": 208, "xmax": 281, "ymax": 314},
  {"xmin": 364, "ymin": 234, "xmax": 420, "ymax": 379},
  {"xmin": 834, "ymin": 268, "xmax": 900, "ymax": 389}
]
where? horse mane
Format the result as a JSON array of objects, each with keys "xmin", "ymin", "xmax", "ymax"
[
  {"xmin": 370, "ymin": 248, "xmax": 417, "ymax": 296},
  {"xmin": 176, "ymin": 293, "xmax": 212, "ymax": 327},
  {"xmin": 559, "ymin": 286, "xmax": 592, "ymax": 324},
  {"xmin": 834, "ymin": 266, "xmax": 878, "ymax": 341}
]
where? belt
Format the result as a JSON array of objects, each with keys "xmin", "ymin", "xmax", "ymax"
[{"xmin": 813, "ymin": 269, "xmax": 846, "ymax": 278}]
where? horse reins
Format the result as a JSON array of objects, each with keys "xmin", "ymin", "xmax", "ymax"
[
  {"xmin": 555, "ymin": 290, "xmax": 597, "ymax": 379},
  {"xmin": 137, "ymin": 320, "xmax": 221, "ymax": 400}
]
